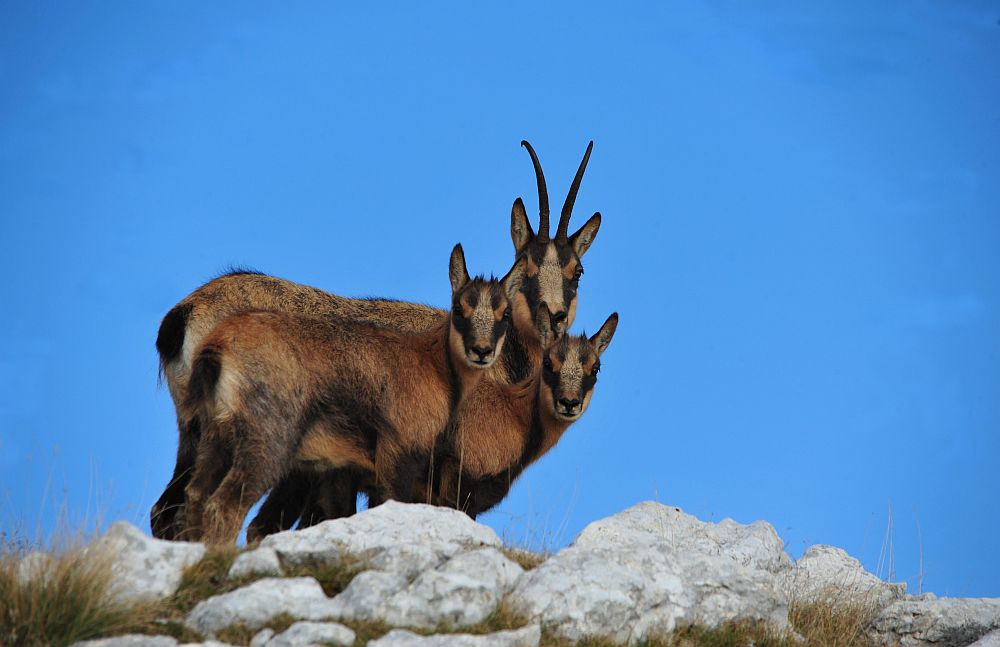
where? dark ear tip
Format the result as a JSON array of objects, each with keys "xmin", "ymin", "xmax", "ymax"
[
  {"xmin": 513, "ymin": 197, "xmax": 524, "ymax": 207},
  {"xmin": 452, "ymin": 243, "xmax": 464, "ymax": 255},
  {"xmin": 592, "ymin": 211, "xmax": 602, "ymax": 222},
  {"xmin": 609, "ymin": 312, "xmax": 619, "ymax": 324}
]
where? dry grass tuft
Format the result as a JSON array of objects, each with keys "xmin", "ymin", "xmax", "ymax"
[
  {"xmin": 169, "ymin": 545, "xmax": 241, "ymax": 614},
  {"xmin": 0, "ymin": 542, "xmax": 156, "ymax": 647},
  {"xmin": 661, "ymin": 620, "xmax": 793, "ymax": 647},
  {"xmin": 214, "ymin": 612, "xmax": 296, "ymax": 645},
  {"xmin": 283, "ymin": 555, "xmax": 363, "ymax": 597},
  {"xmin": 788, "ymin": 587, "xmax": 882, "ymax": 647},
  {"xmin": 500, "ymin": 546, "xmax": 547, "ymax": 571},
  {"xmin": 343, "ymin": 618, "xmax": 397, "ymax": 646}
]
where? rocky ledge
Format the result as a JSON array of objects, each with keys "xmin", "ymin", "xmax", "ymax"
[{"xmin": 55, "ymin": 501, "xmax": 997, "ymax": 647}]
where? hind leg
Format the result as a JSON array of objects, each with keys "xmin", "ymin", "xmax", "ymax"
[
  {"xmin": 151, "ymin": 416, "xmax": 201, "ymax": 539},
  {"xmin": 202, "ymin": 418, "xmax": 293, "ymax": 545},
  {"xmin": 246, "ymin": 472, "xmax": 311, "ymax": 543},
  {"xmin": 181, "ymin": 425, "xmax": 231, "ymax": 541}
]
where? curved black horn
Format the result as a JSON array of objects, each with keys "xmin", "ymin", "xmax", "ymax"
[
  {"xmin": 557, "ymin": 140, "xmax": 593, "ymax": 241},
  {"xmin": 521, "ymin": 140, "xmax": 549, "ymax": 241}
]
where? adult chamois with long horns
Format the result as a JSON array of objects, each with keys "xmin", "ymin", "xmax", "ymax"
[{"xmin": 179, "ymin": 245, "xmax": 522, "ymax": 544}]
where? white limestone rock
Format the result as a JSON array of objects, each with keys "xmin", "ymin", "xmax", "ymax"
[
  {"xmin": 90, "ymin": 521, "xmax": 206, "ymax": 604},
  {"xmin": 368, "ymin": 625, "xmax": 541, "ymax": 647},
  {"xmin": 870, "ymin": 597, "xmax": 1000, "ymax": 647},
  {"xmin": 509, "ymin": 502, "xmax": 790, "ymax": 644},
  {"xmin": 330, "ymin": 548, "xmax": 522, "ymax": 629},
  {"xmin": 184, "ymin": 577, "xmax": 338, "ymax": 638},
  {"xmin": 249, "ymin": 628, "xmax": 275, "ymax": 647},
  {"xmin": 574, "ymin": 501, "xmax": 793, "ymax": 574},
  {"xmin": 784, "ymin": 545, "xmax": 905, "ymax": 608},
  {"xmin": 261, "ymin": 501, "xmax": 500, "ymax": 578},
  {"xmin": 327, "ymin": 570, "xmax": 411, "ymax": 620},
  {"xmin": 970, "ymin": 630, "xmax": 1000, "ymax": 647},
  {"xmin": 70, "ymin": 636, "xmax": 178, "ymax": 647},
  {"xmin": 261, "ymin": 620, "xmax": 355, "ymax": 647},
  {"xmin": 228, "ymin": 547, "xmax": 283, "ymax": 579}
]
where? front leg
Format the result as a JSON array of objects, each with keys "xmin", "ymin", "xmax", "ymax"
[{"xmin": 388, "ymin": 450, "xmax": 432, "ymax": 504}]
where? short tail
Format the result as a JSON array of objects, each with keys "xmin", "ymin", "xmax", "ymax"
[
  {"xmin": 156, "ymin": 303, "xmax": 194, "ymax": 379},
  {"xmin": 184, "ymin": 344, "xmax": 223, "ymax": 417}
]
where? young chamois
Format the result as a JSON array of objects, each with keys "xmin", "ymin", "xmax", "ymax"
[
  {"xmin": 151, "ymin": 140, "xmax": 602, "ymax": 539},
  {"xmin": 151, "ymin": 275, "xmax": 442, "ymax": 539},
  {"xmin": 431, "ymin": 305, "xmax": 618, "ymax": 518},
  {"xmin": 249, "ymin": 142, "xmax": 607, "ymax": 534},
  {"xmin": 179, "ymin": 245, "xmax": 522, "ymax": 544}
]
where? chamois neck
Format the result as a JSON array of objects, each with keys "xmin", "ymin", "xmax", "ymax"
[
  {"xmin": 507, "ymin": 363, "xmax": 570, "ymax": 471},
  {"xmin": 498, "ymin": 320, "xmax": 538, "ymax": 384},
  {"xmin": 442, "ymin": 316, "xmax": 487, "ymax": 408}
]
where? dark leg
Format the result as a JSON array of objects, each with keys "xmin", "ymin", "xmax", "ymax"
[
  {"xmin": 202, "ymin": 416, "xmax": 297, "ymax": 545},
  {"xmin": 181, "ymin": 424, "xmax": 231, "ymax": 541},
  {"xmin": 151, "ymin": 417, "xmax": 201, "ymax": 539},
  {"xmin": 246, "ymin": 471, "xmax": 311, "ymax": 543},
  {"xmin": 389, "ymin": 452, "xmax": 431, "ymax": 504},
  {"xmin": 300, "ymin": 469, "xmax": 359, "ymax": 528}
]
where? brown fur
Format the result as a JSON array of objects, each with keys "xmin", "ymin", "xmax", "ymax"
[
  {"xmin": 151, "ymin": 140, "xmax": 603, "ymax": 539},
  {"xmin": 150, "ymin": 273, "xmax": 448, "ymax": 539},
  {"xmin": 180, "ymin": 246, "xmax": 521, "ymax": 544},
  {"xmin": 430, "ymin": 309, "xmax": 619, "ymax": 518}
]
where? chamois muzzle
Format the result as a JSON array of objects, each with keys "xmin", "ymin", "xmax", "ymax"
[
  {"xmin": 557, "ymin": 397, "xmax": 582, "ymax": 418},
  {"xmin": 468, "ymin": 344, "xmax": 495, "ymax": 366}
]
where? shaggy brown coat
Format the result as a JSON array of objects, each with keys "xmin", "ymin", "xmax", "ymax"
[{"xmin": 179, "ymin": 246, "xmax": 520, "ymax": 543}]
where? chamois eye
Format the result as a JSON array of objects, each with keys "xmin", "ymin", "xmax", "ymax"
[
  {"xmin": 573, "ymin": 267, "xmax": 583, "ymax": 281},
  {"xmin": 503, "ymin": 307, "xmax": 511, "ymax": 320},
  {"xmin": 543, "ymin": 357, "xmax": 553, "ymax": 371},
  {"xmin": 592, "ymin": 364, "xmax": 601, "ymax": 376}
]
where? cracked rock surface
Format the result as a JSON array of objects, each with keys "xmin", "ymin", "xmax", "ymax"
[{"xmin": 52, "ymin": 501, "xmax": 1000, "ymax": 647}]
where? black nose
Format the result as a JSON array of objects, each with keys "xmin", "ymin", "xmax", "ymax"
[
  {"xmin": 558, "ymin": 398, "xmax": 581, "ymax": 412},
  {"xmin": 470, "ymin": 345, "xmax": 493, "ymax": 360},
  {"xmin": 550, "ymin": 310, "xmax": 567, "ymax": 330}
]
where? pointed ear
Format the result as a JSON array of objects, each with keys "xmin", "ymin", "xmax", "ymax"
[
  {"xmin": 501, "ymin": 256, "xmax": 526, "ymax": 302},
  {"xmin": 510, "ymin": 197, "xmax": 534, "ymax": 254},
  {"xmin": 449, "ymin": 244, "xmax": 470, "ymax": 295},
  {"xmin": 569, "ymin": 212, "xmax": 601, "ymax": 258},
  {"xmin": 535, "ymin": 302, "xmax": 554, "ymax": 348},
  {"xmin": 589, "ymin": 312, "xmax": 618, "ymax": 357}
]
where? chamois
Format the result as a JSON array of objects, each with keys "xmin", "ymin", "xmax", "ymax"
[
  {"xmin": 435, "ymin": 306, "xmax": 618, "ymax": 518},
  {"xmin": 180, "ymin": 245, "xmax": 522, "ymax": 544},
  {"xmin": 248, "ymin": 141, "xmax": 606, "ymax": 536},
  {"xmin": 151, "ymin": 140, "xmax": 602, "ymax": 539},
  {"xmin": 248, "ymin": 140, "xmax": 605, "ymax": 535}
]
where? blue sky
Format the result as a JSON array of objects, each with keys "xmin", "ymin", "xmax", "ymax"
[{"xmin": 1, "ymin": 3, "xmax": 998, "ymax": 596}]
